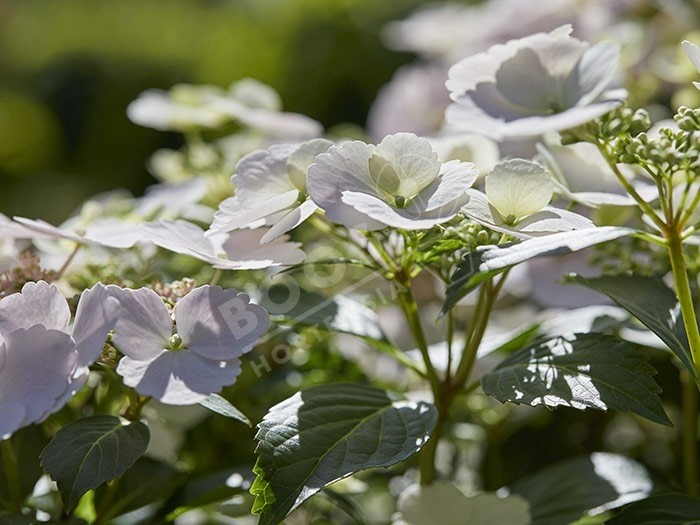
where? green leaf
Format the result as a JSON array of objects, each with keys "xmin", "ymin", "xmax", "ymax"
[
  {"xmin": 199, "ymin": 394, "xmax": 252, "ymax": 426},
  {"xmin": 510, "ymin": 453, "xmax": 654, "ymax": 525},
  {"xmin": 605, "ymin": 493, "xmax": 700, "ymax": 524},
  {"xmin": 250, "ymin": 383, "xmax": 437, "ymax": 525},
  {"xmin": 40, "ymin": 415, "xmax": 150, "ymax": 511},
  {"xmin": 481, "ymin": 333, "xmax": 671, "ymax": 425},
  {"xmin": 443, "ymin": 227, "xmax": 634, "ymax": 314},
  {"xmin": 260, "ymin": 283, "xmax": 387, "ymax": 340},
  {"xmin": 397, "ymin": 482, "xmax": 531, "ymax": 525},
  {"xmin": 0, "ymin": 426, "xmax": 44, "ymax": 507},
  {"xmin": 93, "ymin": 457, "xmax": 184, "ymax": 521},
  {"xmin": 568, "ymin": 274, "xmax": 696, "ymax": 379}
]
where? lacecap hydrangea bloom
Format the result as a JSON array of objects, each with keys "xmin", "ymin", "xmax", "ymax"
[
  {"xmin": 307, "ymin": 132, "xmax": 478, "ymax": 230},
  {"xmin": 108, "ymin": 285, "xmax": 269, "ymax": 405},
  {"xmin": 445, "ymin": 25, "xmax": 626, "ymax": 141},
  {"xmin": 0, "ymin": 281, "xmax": 119, "ymax": 439},
  {"xmin": 208, "ymin": 139, "xmax": 333, "ymax": 242},
  {"xmin": 461, "ymin": 159, "xmax": 593, "ymax": 238}
]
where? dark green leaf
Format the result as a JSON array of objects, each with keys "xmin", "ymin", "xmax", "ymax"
[
  {"xmin": 0, "ymin": 426, "xmax": 44, "ymax": 507},
  {"xmin": 605, "ymin": 493, "xmax": 700, "ymax": 524},
  {"xmin": 568, "ymin": 274, "xmax": 696, "ymax": 379},
  {"xmin": 93, "ymin": 457, "xmax": 184, "ymax": 521},
  {"xmin": 250, "ymin": 383, "xmax": 437, "ymax": 525},
  {"xmin": 199, "ymin": 394, "xmax": 252, "ymax": 426},
  {"xmin": 319, "ymin": 488, "xmax": 365, "ymax": 525},
  {"xmin": 40, "ymin": 415, "xmax": 150, "ymax": 511},
  {"xmin": 510, "ymin": 453, "xmax": 654, "ymax": 525},
  {"xmin": 482, "ymin": 333, "xmax": 671, "ymax": 425},
  {"xmin": 443, "ymin": 227, "xmax": 634, "ymax": 314}
]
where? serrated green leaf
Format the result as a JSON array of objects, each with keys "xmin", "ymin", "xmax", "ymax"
[
  {"xmin": 605, "ymin": 493, "xmax": 700, "ymax": 524},
  {"xmin": 568, "ymin": 274, "xmax": 696, "ymax": 379},
  {"xmin": 442, "ymin": 227, "xmax": 634, "ymax": 314},
  {"xmin": 40, "ymin": 416, "xmax": 150, "ymax": 511},
  {"xmin": 93, "ymin": 457, "xmax": 184, "ymax": 521},
  {"xmin": 510, "ymin": 453, "xmax": 654, "ymax": 525},
  {"xmin": 250, "ymin": 383, "xmax": 437, "ymax": 525},
  {"xmin": 199, "ymin": 394, "xmax": 252, "ymax": 426},
  {"xmin": 482, "ymin": 333, "xmax": 671, "ymax": 425}
]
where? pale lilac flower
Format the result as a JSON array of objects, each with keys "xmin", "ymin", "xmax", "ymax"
[
  {"xmin": 208, "ymin": 139, "xmax": 333, "ymax": 242},
  {"xmin": 461, "ymin": 159, "xmax": 593, "ymax": 238},
  {"xmin": 140, "ymin": 220, "xmax": 305, "ymax": 269},
  {"xmin": 108, "ymin": 285, "xmax": 269, "ymax": 405},
  {"xmin": 307, "ymin": 133, "xmax": 478, "ymax": 230},
  {"xmin": 0, "ymin": 281, "xmax": 119, "ymax": 439},
  {"xmin": 446, "ymin": 26, "xmax": 626, "ymax": 141},
  {"xmin": 682, "ymin": 40, "xmax": 700, "ymax": 89}
]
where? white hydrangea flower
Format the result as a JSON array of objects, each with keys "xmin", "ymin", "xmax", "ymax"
[
  {"xmin": 682, "ymin": 40, "xmax": 700, "ymax": 89},
  {"xmin": 461, "ymin": 159, "xmax": 593, "ymax": 238},
  {"xmin": 140, "ymin": 220, "xmax": 305, "ymax": 269},
  {"xmin": 208, "ymin": 139, "xmax": 333, "ymax": 242},
  {"xmin": 0, "ymin": 281, "xmax": 119, "ymax": 439},
  {"xmin": 446, "ymin": 26, "xmax": 626, "ymax": 141},
  {"xmin": 127, "ymin": 85, "xmax": 229, "ymax": 132},
  {"xmin": 12, "ymin": 216, "xmax": 143, "ymax": 249},
  {"xmin": 108, "ymin": 285, "xmax": 269, "ymax": 405},
  {"xmin": 307, "ymin": 133, "xmax": 478, "ymax": 230}
]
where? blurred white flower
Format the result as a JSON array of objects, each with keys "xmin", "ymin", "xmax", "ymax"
[
  {"xmin": 134, "ymin": 179, "xmax": 210, "ymax": 221},
  {"xmin": 427, "ymin": 134, "xmax": 500, "ymax": 176},
  {"xmin": 682, "ymin": 40, "xmax": 700, "ymax": 89},
  {"xmin": 109, "ymin": 285, "xmax": 269, "ymax": 405},
  {"xmin": 0, "ymin": 281, "xmax": 119, "ymax": 439},
  {"xmin": 461, "ymin": 159, "xmax": 593, "ymax": 238},
  {"xmin": 141, "ymin": 220, "xmax": 305, "ymax": 269},
  {"xmin": 208, "ymin": 139, "xmax": 333, "ymax": 242},
  {"xmin": 446, "ymin": 26, "xmax": 626, "ymax": 141},
  {"xmin": 12, "ymin": 216, "xmax": 144, "ymax": 249},
  {"xmin": 307, "ymin": 133, "xmax": 478, "ymax": 230}
]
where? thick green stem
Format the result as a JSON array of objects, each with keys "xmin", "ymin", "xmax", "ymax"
[
  {"xmin": 1, "ymin": 439, "xmax": 22, "ymax": 513},
  {"xmin": 682, "ymin": 370, "xmax": 699, "ymax": 495},
  {"xmin": 667, "ymin": 234, "xmax": 700, "ymax": 377}
]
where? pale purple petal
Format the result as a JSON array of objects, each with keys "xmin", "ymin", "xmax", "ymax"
[
  {"xmin": 260, "ymin": 200, "xmax": 318, "ymax": 243},
  {"xmin": 12, "ymin": 217, "xmax": 85, "ymax": 244},
  {"xmin": 0, "ymin": 281, "xmax": 70, "ymax": 333},
  {"xmin": 175, "ymin": 286, "xmax": 270, "ymax": 360},
  {"xmin": 0, "ymin": 402, "xmax": 25, "ymax": 440},
  {"xmin": 84, "ymin": 218, "xmax": 144, "ymax": 248},
  {"xmin": 0, "ymin": 327, "xmax": 77, "ymax": 427},
  {"xmin": 73, "ymin": 283, "xmax": 121, "ymax": 369},
  {"xmin": 117, "ymin": 351, "xmax": 242, "ymax": 405},
  {"xmin": 140, "ymin": 220, "xmax": 218, "ymax": 261},
  {"xmin": 108, "ymin": 286, "xmax": 172, "ymax": 361}
]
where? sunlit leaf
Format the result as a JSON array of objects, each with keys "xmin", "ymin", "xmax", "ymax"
[
  {"xmin": 509, "ymin": 453, "xmax": 654, "ymax": 525},
  {"xmin": 250, "ymin": 383, "xmax": 437, "ymax": 525},
  {"xmin": 199, "ymin": 394, "xmax": 252, "ymax": 426},
  {"xmin": 481, "ymin": 333, "xmax": 671, "ymax": 425}
]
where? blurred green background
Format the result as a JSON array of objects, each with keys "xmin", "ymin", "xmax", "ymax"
[{"xmin": 0, "ymin": 0, "xmax": 429, "ymax": 222}]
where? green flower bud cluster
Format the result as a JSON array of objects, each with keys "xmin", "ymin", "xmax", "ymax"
[
  {"xmin": 615, "ymin": 128, "xmax": 700, "ymax": 177},
  {"xmin": 675, "ymin": 106, "xmax": 700, "ymax": 132},
  {"xmin": 443, "ymin": 221, "xmax": 502, "ymax": 249},
  {"xmin": 591, "ymin": 235, "xmax": 669, "ymax": 277},
  {"xmin": 561, "ymin": 106, "xmax": 651, "ymax": 145}
]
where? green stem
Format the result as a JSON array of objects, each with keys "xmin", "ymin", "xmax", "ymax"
[
  {"xmin": 209, "ymin": 268, "xmax": 223, "ymax": 286},
  {"xmin": 1, "ymin": 439, "xmax": 22, "ymax": 513},
  {"xmin": 682, "ymin": 370, "xmax": 698, "ymax": 495},
  {"xmin": 667, "ymin": 234, "xmax": 700, "ymax": 377},
  {"xmin": 54, "ymin": 242, "xmax": 81, "ymax": 280},
  {"xmin": 93, "ymin": 479, "xmax": 120, "ymax": 525}
]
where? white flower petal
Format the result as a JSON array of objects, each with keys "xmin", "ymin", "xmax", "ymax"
[
  {"xmin": 208, "ymin": 191, "xmax": 300, "ymax": 234},
  {"xmin": 140, "ymin": 220, "xmax": 217, "ymax": 261},
  {"xmin": 73, "ymin": 283, "xmax": 121, "ymax": 369},
  {"xmin": 414, "ymin": 159, "xmax": 478, "ymax": 212},
  {"xmin": 371, "ymin": 133, "xmax": 441, "ymax": 199},
  {"xmin": 0, "ymin": 281, "xmax": 70, "ymax": 333},
  {"xmin": 127, "ymin": 88, "xmax": 227, "ymax": 131},
  {"xmin": 235, "ymin": 143, "xmax": 299, "ymax": 201},
  {"xmin": 175, "ymin": 286, "xmax": 269, "ymax": 360},
  {"xmin": 0, "ymin": 327, "xmax": 77, "ymax": 428},
  {"xmin": 117, "ymin": 352, "xmax": 242, "ymax": 405},
  {"xmin": 486, "ymin": 159, "xmax": 553, "ymax": 220},
  {"xmin": 683, "ymin": 40, "xmax": 700, "ymax": 74},
  {"xmin": 220, "ymin": 229, "xmax": 306, "ymax": 268},
  {"xmin": 260, "ymin": 200, "xmax": 318, "ymax": 243},
  {"xmin": 307, "ymin": 141, "xmax": 386, "ymax": 230},
  {"xmin": 566, "ymin": 41, "xmax": 621, "ymax": 107},
  {"xmin": 109, "ymin": 286, "xmax": 172, "ymax": 361},
  {"xmin": 286, "ymin": 138, "xmax": 334, "ymax": 191},
  {"xmin": 12, "ymin": 217, "xmax": 84, "ymax": 244},
  {"xmin": 84, "ymin": 218, "xmax": 144, "ymax": 248}
]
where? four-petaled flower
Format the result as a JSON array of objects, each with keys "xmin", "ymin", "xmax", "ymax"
[
  {"xmin": 307, "ymin": 132, "xmax": 478, "ymax": 230},
  {"xmin": 108, "ymin": 285, "xmax": 270, "ymax": 405}
]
